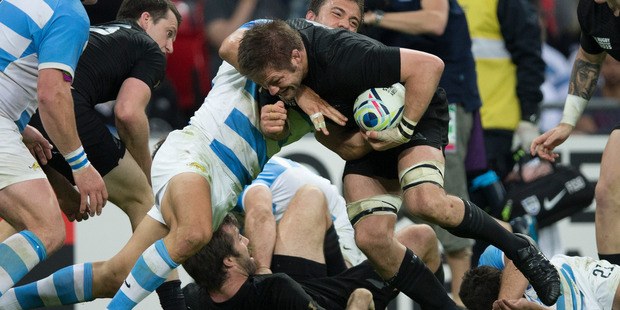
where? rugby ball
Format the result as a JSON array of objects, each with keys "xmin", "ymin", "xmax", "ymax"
[{"xmin": 353, "ymin": 83, "xmax": 405, "ymax": 131}]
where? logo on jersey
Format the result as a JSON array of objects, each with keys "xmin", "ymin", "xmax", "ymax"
[
  {"xmin": 188, "ymin": 162, "xmax": 205, "ymax": 172},
  {"xmin": 594, "ymin": 37, "xmax": 612, "ymax": 50},
  {"xmin": 29, "ymin": 162, "xmax": 41, "ymax": 171}
]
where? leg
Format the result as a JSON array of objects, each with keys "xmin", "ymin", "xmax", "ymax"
[
  {"xmin": 395, "ymin": 224, "xmax": 441, "ymax": 273},
  {"xmin": 108, "ymin": 173, "xmax": 214, "ymax": 309},
  {"xmin": 0, "ymin": 179, "xmax": 65, "ymax": 296},
  {"xmin": 346, "ymin": 288, "xmax": 375, "ymax": 310},
  {"xmin": 399, "ymin": 145, "xmax": 560, "ymax": 306},
  {"xmin": 103, "ymin": 152, "xmax": 154, "ymax": 231},
  {"xmin": 274, "ymin": 184, "xmax": 331, "ymax": 262},
  {"xmin": 344, "ymin": 175, "xmax": 457, "ymax": 309},
  {"xmin": 595, "ymin": 130, "xmax": 620, "ymax": 264},
  {"xmin": 0, "ymin": 216, "xmax": 168, "ymax": 309}
]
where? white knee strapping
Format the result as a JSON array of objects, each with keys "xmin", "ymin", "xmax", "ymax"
[
  {"xmin": 346, "ymin": 194, "xmax": 402, "ymax": 226},
  {"xmin": 399, "ymin": 160, "xmax": 445, "ymax": 192}
]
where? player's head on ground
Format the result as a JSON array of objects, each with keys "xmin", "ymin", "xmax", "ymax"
[
  {"xmin": 238, "ymin": 20, "xmax": 305, "ymax": 100},
  {"xmin": 182, "ymin": 213, "xmax": 255, "ymax": 292},
  {"xmin": 306, "ymin": 0, "xmax": 363, "ymax": 32},
  {"xmin": 459, "ymin": 266, "xmax": 502, "ymax": 310},
  {"xmin": 117, "ymin": 0, "xmax": 182, "ymax": 54}
]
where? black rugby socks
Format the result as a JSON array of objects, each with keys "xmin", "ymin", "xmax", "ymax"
[
  {"xmin": 388, "ymin": 249, "xmax": 457, "ymax": 309},
  {"xmin": 447, "ymin": 199, "xmax": 528, "ymax": 260},
  {"xmin": 156, "ymin": 280, "xmax": 187, "ymax": 310}
]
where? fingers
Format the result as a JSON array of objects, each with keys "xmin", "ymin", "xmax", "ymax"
[{"xmin": 310, "ymin": 112, "xmax": 327, "ymax": 133}]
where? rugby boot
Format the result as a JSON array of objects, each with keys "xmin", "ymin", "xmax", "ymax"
[{"xmin": 512, "ymin": 233, "xmax": 561, "ymax": 306}]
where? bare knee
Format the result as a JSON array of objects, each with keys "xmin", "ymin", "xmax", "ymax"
[
  {"xmin": 595, "ymin": 179, "xmax": 620, "ymax": 211},
  {"xmin": 405, "ymin": 188, "xmax": 449, "ymax": 222},
  {"xmin": 169, "ymin": 227, "xmax": 213, "ymax": 262},
  {"xmin": 26, "ymin": 212, "xmax": 66, "ymax": 254},
  {"xmin": 355, "ymin": 224, "xmax": 391, "ymax": 254}
]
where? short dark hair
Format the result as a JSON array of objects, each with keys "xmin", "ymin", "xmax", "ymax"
[
  {"xmin": 238, "ymin": 19, "xmax": 303, "ymax": 83},
  {"xmin": 308, "ymin": 0, "xmax": 364, "ymax": 18},
  {"xmin": 182, "ymin": 213, "xmax": 240, "ymax": 293},
  {"xmin": 116, "ymin": 0, "xmax": 182, "ymax": 27},
  {"xmin": 459, "ymin": 266, "xmax": 502, "ymax": 310}
]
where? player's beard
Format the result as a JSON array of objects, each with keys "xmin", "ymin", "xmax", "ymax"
[{"xmin": 238, "ymin": 255, "xmax": 257, "ymax": 276}]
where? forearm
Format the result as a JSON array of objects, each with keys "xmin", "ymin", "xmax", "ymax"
[
  {"xmin": 206, "ymin": 0, "xmax": 256, "ymax": 48},
  {"xmin": 560, "ymin": 48, "xmax": 605, "ymax": 126},
  {"xmin": 116, "ymin": 113, "xmax": 152, "ymax": 180},
  {"xmin": 37, "ymin": 71, "xmax": 81, "ymax": 155},
  {"xmin": 245, "ymin": 208, "xmax": 277, "ymax": 270},
  {"xmin": 314, "ymin": 126, "xmax": 371, "ymax": 161},
  {"xmin": 219, "ymin": 27, "xmax": 247, "ymax": 70},
  {"xmin": 366, "ymin": 8, "xmax": 447, "ymax": 35},
  {"xmin": 498, "ymin": 256, "xmax": 529, "ymax": 300}
]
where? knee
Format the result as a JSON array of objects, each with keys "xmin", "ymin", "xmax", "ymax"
[
  {"xmin": 405, "ymin": 188, "xmax": 448, "ymax": 221},
  {"xmin": 354, "ymin": 225, "xmax": 391, "ymax": 253},
  {"xmin": 171, "ymin": 227, "xmax": 213, "ymax": 262},
  {"xmin": 595, "ymin": 179, "xmax": 620, "ymax": 210},
  {"xmin": 29, "ymin": 212, "xmax": 66, "ymax": 254}
]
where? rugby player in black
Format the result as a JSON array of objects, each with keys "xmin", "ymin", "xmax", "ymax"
[
  {"xmin": 222, "ymin": 19, "xmax": 561, "ymax": 307},
  {"xmin": 532, "ymin": 0, "xmax": 620, "ymax": 266},
  {"xmin": 28, "ymin": 1, "xmax": 179, "ymax": 226},
  {"xmin": 181, "ymin": 210, "xmax": 442, "ymax": 310}
]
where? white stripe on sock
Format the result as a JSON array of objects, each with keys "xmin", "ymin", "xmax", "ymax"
[
  {"xmin": 0, "ymin": 267, "xmax": 15, "ymax": 293},
  {"xmin": 143, "ymin": 246, "xmax": 173, "ymax": 278},
  {"xmin": 6, "ymin": 234, "xmax": 40, "ymax": 270},
  {"xmin": 38, "ymin": 279, "xmax": 61, "ymax": 306},
  {"xmin": 73, "ymin": 263, "xmax": 85, "ymax": 301},
  {"xmin": 0, "ymin": 288, "xmax": 23, "ymax": 310},
  {"xmin": 121, "ymin": 273, "xmax": 151, "ymax": 303}
]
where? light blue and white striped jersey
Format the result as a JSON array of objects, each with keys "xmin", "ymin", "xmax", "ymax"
[
  {"xmin": 235, "ymin": 156, "xmax": 363, "ymax": 266},
  {"xmin": 479, "ymin": 245, "xmax": 599, "ymax": 309},
  {"xmin": 0, "ymin": 0, "xmax": 89, "ymax": 131}
]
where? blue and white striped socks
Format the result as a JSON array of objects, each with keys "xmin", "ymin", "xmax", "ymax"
[
  {"xmin": 0, "ymin": 231, "xmax": 47, "ymax": 297},
  {"xmin": 107, "ymin": 239, "xmax": 178, "ymax": 309},
  {"xmin": 0, "ymin": 263, "xmax": 93, "ymax": 309}
]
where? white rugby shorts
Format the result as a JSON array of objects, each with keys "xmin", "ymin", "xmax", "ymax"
[
  {"xmin": 147, "ymin": 127, "xmax": 242, "ymax": 231},
  {"xmin": 0, "ymin": 116, "xmax": 46, "ymax": 190}
]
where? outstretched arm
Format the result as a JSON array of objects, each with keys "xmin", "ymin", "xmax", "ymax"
[
  {"xmin": 37, "ymin": 68, "xmax": 108, "ymax": 216},
  {"xmin": 531, "ymin": 47, "xmax": 606, "ymax": 161}
]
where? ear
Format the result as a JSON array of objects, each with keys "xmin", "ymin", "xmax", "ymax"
[
  {"xmin": 223, "ymin": 256, "xmax": 235, "ymax": 268},
  {"xmin": 306, "ymin": 10, "xmax": 316, "ymax": 20},
  {"xmin": 291, "ymin": 49, "xmax": 302, "ymax": 65},
  {"xmin": 138, "ymin": 12, "xmax": 152, "ymax": 30}
]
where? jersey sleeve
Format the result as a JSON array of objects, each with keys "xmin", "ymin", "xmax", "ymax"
[
  {"xmin": 477, "ymin": 245, "xmax": 506, "ymax": 270},
  {"xmin": 579, "ymin": 32, "xmax": 605, "ymax": 56},
  {"xmin": 128, "ymin": 35, "xmax": 166, "ymax": 89},
  {"xmin": 37, "ymin": 3, "xmax": 90, "ymax": 79},
  {"xmin": 328, "ymin": 34, "xmax": 401, "ymax": 89}
]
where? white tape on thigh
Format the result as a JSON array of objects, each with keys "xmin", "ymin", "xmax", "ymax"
[
  {"xmin": 346, "ymin": 194, "xmax": 402, "ymax": 226},
  {"xmin": 399, "ymin": 160, "xmax": 445, "ymax": 192}
]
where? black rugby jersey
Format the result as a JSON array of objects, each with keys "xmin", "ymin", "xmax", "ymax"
[
  {"xmin": 71, "ymin": 20, "xmax": 166, "ymax": 106},
  {"xmin": 578, "ymin": 0, "xmax": 620, "ymax": 61},
  {"xmin": 287, "ymin": 19, "xmax": 401, "ymax": 128}
]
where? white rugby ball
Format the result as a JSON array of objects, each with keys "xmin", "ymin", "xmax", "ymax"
[{"xmin": 353, "ymin": 83, "xmax": 405, "ymax": 131}]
